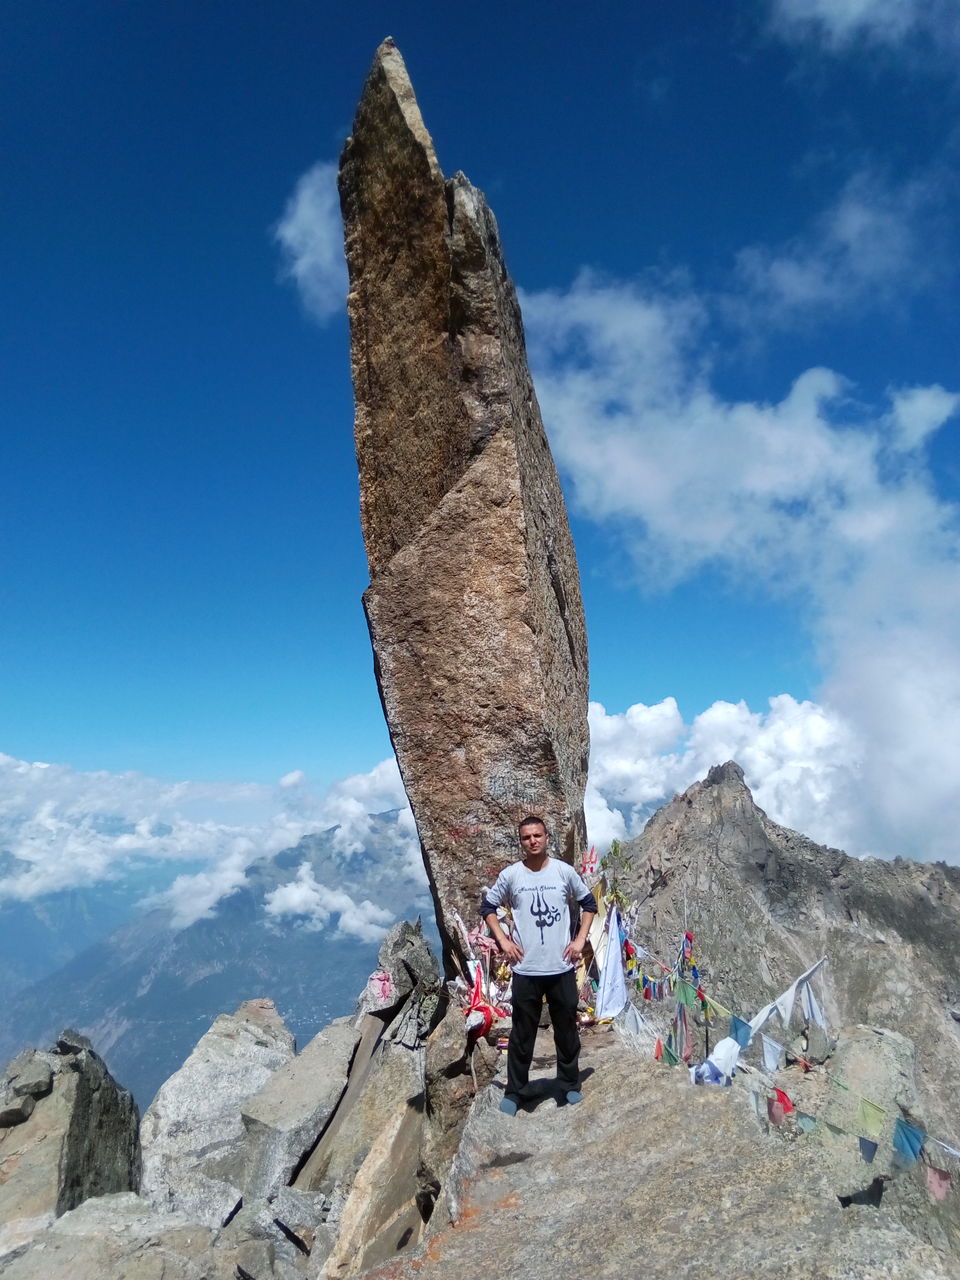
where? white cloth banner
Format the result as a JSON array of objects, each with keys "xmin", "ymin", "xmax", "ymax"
[
  {"xmin": 707, "ymin": 956, "xmax": 827, "ymax": 1081},
  {"xmin": 750, "ymin": 957, "xmax": 827, "ymax": 1037},
  {"xmin": 800, "ymin": 980, "xmax": 826, "ymax": 1029},
  {"xmin": 595, "ymin": 904, "xmax": 628, "ymax": 1021},
  {"xmin": 761, "ymin": 1033, "xmax": 783, "ymax": 1073}
]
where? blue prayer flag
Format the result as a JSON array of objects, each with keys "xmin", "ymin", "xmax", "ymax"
[
  {"xmin": 859, "ymin": 1137, "xmax": 878, "ymax": 1163},
  {"xmin": 730, "ymin": 1015, "xmax": 752, "ymax": 1049},
  {"xmin": 893, "ymin": 1117, "xmax": 925, "ymax": 1163}
]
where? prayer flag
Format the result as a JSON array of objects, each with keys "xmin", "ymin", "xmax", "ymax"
[
  {"xmin": 730, "ymin": 1015, "xmax": 752, "ymax": 1049},
  {"xmin": 859, "ymin": 1137, "xmax": 878, "ymax": 1163},
  {"xmin": 824, "ymin": 1121, "xmax": 846, "ymax": 1139},
  {"xmin": 926, "ymin": 1166, "xmax": 952, "ymax": 1202},
  {"xmin": 773, "ymin": 1087, "xmax": 794, "ymax": 1115},
  {"xmin": 857, "ymin": 1096, "xmax": 886, "ymax": 1140},
  {"xmin": 892, "ymin": 1117, "xmax": 925, "ymax": 1163},
  {"xmin": 800, "ymin": 981, "xmax": 826, "ymax": 1029},
  {"xmin": 761, "ymin": 1034, "xmax": 783, "ymax": 1073},
  {"xmin": 775, "ymin": 980, "xmax": 799, "ymax": 1028},
  {"xmin": 595, "ymin": 904, "xmax": 628, "ymax": 1021},
  {"xmin": 676, "ymin": 979, "xmax": 698, "ymax": 1008},
  {"xmin": 654, "ymin": 1037, "xmax": 663, "ymax": 1061},
  {"xmin": 662, "ymin": 1041, "xmax": 679, "ymax": 1066},
  {"xmin": 796, "ymin": 1111, "xmax": 817, "ymax": 1134},
  {"xmin": 767, "ymin": 1097, "xmax": 785, "ymax": 1127}
]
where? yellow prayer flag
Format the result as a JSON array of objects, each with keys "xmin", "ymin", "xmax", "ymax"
[{"xmin": 857, "ymin": 1096, "xmax": 886, "ymax": 1140}]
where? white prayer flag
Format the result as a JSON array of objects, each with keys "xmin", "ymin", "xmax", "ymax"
[
  {"xmin": 594, "ymin": 904, "xmax": 628, "ymax": 1021},
  {"xmin": 761, "ymin": 1033, "xmax": 783, "ymax": 1073},
  {"xmin": 800, "ymin": 980, "xmax": 826, "ymax": 1029}
]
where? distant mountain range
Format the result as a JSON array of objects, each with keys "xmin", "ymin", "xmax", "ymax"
[{"xmin": 0, "ymin": 817, "xmax": 438, "ymax": 1109}]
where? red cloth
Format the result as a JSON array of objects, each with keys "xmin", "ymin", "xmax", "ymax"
[{"xmin": 773, "ymin": 1087, "xmax": 795, "ymax": 1114}]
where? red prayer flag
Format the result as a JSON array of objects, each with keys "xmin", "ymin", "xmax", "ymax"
[
  {"xmin": 654, "ymin": 1038, "xmax": 663, "ymax": 1061},
  {"xmin": 774, "ymin": 1087, "xmax": 795, "ymax": 1114}
]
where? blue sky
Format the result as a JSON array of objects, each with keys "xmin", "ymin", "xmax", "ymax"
[{"xmin": 2, "ymin": 0, "xmax": 959, "ymax": 921}]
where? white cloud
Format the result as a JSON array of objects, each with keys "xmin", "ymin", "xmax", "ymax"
[
  {"xmin": 586, "ymin": 696, "xmax": 864, "ymax": 855},
  {"xmin": 264, "ymin": 861, "xmax": 394, "ymax": 942},
  {"xmin": 0, "ymin": 751, "xmax": 424, "ymax": 928},
  {"xmin": 732, "ymin": 171, "xmax": 942, "ymax": 326},
  {"xmin": 274, "ymin": 161, "xmax": 347, "ymax": 323},
  {"xmin": 524, "ymin": 265, "xmax": 960, "ymax": 863},
  {"xmin": 887, "ymin": 384, "xmax": 960, "ymax": 451},
  {"xmin": 767, "ymin": 0, "xmax": 959, "ymax": 49}
]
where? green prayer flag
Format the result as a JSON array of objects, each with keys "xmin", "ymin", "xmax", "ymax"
[
  {"xmin": 676, "ymin": 979, "xmax": 698, "ymax": 1008},
  {"xmin": 662, "ymin": 1042, "xmax": 679, "ymax": 1066}
]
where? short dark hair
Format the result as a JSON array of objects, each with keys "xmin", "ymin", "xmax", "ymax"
[{"xmin": 518, "ymin": 815, "xmax": 547, "ymax": 834}]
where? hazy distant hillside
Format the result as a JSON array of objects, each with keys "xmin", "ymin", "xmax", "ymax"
[
  {"xmin": 0, "ymin": 856, "xmax": 205, "ymax": 995},
  {"xmin": 0, "ymin": 817, "xmax": 437, "ymax": 1108}
]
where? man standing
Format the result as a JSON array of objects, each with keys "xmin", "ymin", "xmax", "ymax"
[{"xmin": 481, "ymin": 816, "xmax": 597, "ymax": 1116}]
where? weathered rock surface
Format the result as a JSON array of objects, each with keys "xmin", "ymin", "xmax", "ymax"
[
  {"xmin": 240, "ymin": 1016, "xmax": 360, "ymax": 1200},
  {"xmin": 360, "ymin": 1024, "xmax": 960, "ymax": 1280},
  {"xmin": 0, "ymin": 1032, "xmax": 140, "ymax": 1260},
  {"xmin": 339, "ymin": 39, "xmax": 589, "ymax": 961},
  {"xmin": 140, "ymin": 997, "xmax": 296, "ymax": 1226},
  {"xmin": 621, "ymin": 761, "xmax": 960, "ymax": 1146}
]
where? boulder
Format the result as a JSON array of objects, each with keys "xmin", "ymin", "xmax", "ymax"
[
  {"xmin": 140, "ymin": 997, "xmax": 295, "ymax": 1226},
  {"xmin": 0, "ymin": 1193, "xmax": 220, "ymax": 1280},
  {"xmin": 339, "ymin": 39, "xmax": 589, "ymax": 963},
  {"xmin": 0, "ymin": 1034, "xmax": 139, "ymax": 1254},
  {"xmin": 240, "ymin": 1017, "xmax": 361, "ymax": 1200}
]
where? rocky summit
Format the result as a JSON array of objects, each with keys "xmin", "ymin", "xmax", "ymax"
[
  {"xmin": 339, "ymin": 39, "xmax": 590, "ymax": 963},
  {"xmin": 2, "ymin": 775, "xmax": 960, "ymax": 1276}
]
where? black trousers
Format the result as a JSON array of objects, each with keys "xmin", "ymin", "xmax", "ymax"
[{"xmin": 506, "ymin": 969, "xmax": 581, "ymax": 1098}]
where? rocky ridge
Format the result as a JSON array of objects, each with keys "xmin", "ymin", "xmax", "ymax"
[{"xmin": 2, "ymin": 772, "xmax": 959, "ymax": 1277}]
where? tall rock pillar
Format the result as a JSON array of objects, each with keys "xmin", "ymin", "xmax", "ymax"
[{"xmin": 339, "ymin": 39, "xmax": 589, "ymax": 965}]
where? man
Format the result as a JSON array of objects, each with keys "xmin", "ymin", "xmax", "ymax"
[{"xmin": 481, "ymin": 816, "xmax": 597, "ymax": 1116}]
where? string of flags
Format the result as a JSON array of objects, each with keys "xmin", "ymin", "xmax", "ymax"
[
  {"xmin": 581, "ymin": 889, "xmax": 959, "ymax": 1205},
  {"xmin": 467, "ymin": 861, "xmax": 959, "ymax": 1209},
  {"xmin": 746, "ymin": 1070, "xmax": 958, "ymax": 1197}
]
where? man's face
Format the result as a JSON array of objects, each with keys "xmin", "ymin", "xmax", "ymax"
[{"xmin": 519, "ymin": 822, "xmax": 548, "ymax": 857}]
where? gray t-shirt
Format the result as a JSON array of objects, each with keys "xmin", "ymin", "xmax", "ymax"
[{"xmin": 483, "ymin": 857, "xmax": 592, "ymax": 976}]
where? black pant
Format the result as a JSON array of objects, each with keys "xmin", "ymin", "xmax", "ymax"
[{"xmin": 506, "ymin": 969, "xmax": 581, "ymax": 1098}]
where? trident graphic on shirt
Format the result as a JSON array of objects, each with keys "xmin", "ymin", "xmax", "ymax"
[{"xmin": 530, "ymin": 887, "xmax": 562, "ymax": 944}]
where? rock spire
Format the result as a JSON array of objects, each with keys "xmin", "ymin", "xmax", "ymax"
[{"xmin": 338, "ymin": 39, "xmax": 590, "ymax": 963}]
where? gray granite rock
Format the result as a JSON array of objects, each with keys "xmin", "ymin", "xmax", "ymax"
[
  {"xmin": 240, "ymin": 1016, "xmax": 360, "ymax": 1200},
  {"xmin": 339, "ymin": 39, "xmax": 589, "ymax": 965},
  {"xmin": 1, "ymin": 1193, "xmax": 218, "ymax": 1280},
  {"xmin": 140, "ymin": 998, "xmax": 295, "ymax": 1226},
  {"xmin": 0, "ymin": 1037, "xmax": 140, "ymax": 1261}
]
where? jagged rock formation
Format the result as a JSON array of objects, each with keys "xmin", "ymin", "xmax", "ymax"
[
  {"xmin": 0, "ymin": 1030, "xmax": 139, "ymax": 1260},
  {"xmin": 140, "ymin": 998, "xmax": 297, "ymax": 1225},
  {"xmin": 621, "ymin": 762, "xmax": 960, "ymax": 1146},
  {"xmin": 1, "ymin": 921, "xmax": 496, "ymax": 1278},
  {"xmin": 339, "ymin": 39, "xmax": 589, "ymax": 961}
]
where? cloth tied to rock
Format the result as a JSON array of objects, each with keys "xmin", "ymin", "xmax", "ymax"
[{"xmin": 594, "ymin": 903, "xmax": 628, "ymax": 1021}]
